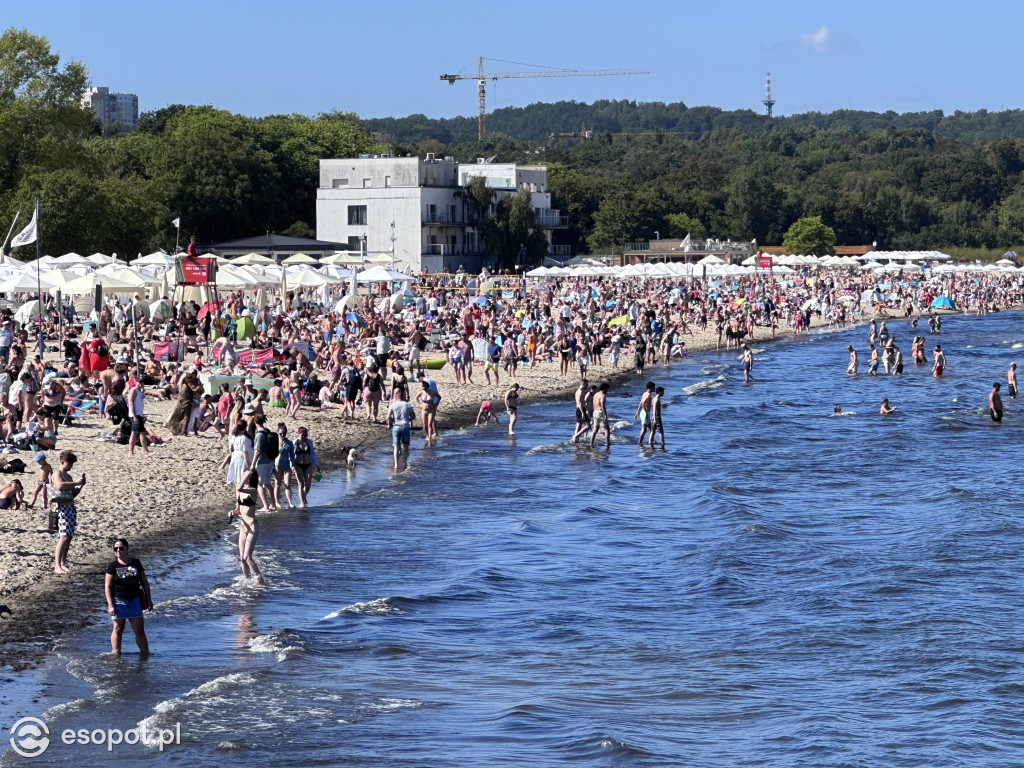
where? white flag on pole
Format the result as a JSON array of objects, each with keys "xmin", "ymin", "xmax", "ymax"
[
  {"xmin": 172, "ymin": 217, "xmax": 181, "ymax": 229},
  {"xmin": 680, "ymin": 233, "xmax": 692, "ymax": 252},
  {"xmin": 11, "ymin": 206, "xmax": 37, "ymax": 248}
]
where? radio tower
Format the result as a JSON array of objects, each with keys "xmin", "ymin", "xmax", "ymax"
[{"xmin": 763, "ymin": 72, "xmax": 776, "ymax": 119}]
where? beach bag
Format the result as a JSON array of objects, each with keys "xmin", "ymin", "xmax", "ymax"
[
  {"xmin": 0, "ymin": 458, "xmax": 25, "ymax": 474},
  {"xmin": 47, "ymin": 508, "xmax": 58, "ymax": 533},
  {"xmin": 139, "ymin": 588, "xmax": 151, "ymax": 611}
]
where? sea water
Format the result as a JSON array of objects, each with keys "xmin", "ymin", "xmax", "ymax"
[{"xmin": 4, "ymin": 312, "xmax": 1024, "ymax": 767}]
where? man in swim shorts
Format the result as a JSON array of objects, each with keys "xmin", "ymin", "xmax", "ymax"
[
  {"xmin": 589, "ymin": 383, "xmax": 611, "ymax": 448},
  {"xmin": 933, "ymin": 345, "xmax": 945, "ymax": 377},
  {"xmin": 1008, "ymin": 362, "xmax": 1018, "ymax": 398},
  {"xmin": 868, "ymin": 344, "xmax": 879, "ymax": 376},
  {"xmin": 634, "ymin": 381, "xmax": 655, "ymax": 446},
  {"xmin": 847, "ymin": 345, "xmax": 858, "ymax": 375}
]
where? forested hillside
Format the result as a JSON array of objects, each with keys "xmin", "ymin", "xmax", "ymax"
[
  {"xmin": 363, "ymin": 100, "xmax": 1024, "ymax": 146},
  {"xmin": 366, "ymin": 101, "xmax": 1024, "ymax": 256}
]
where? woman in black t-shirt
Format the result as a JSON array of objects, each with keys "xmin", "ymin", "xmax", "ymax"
[{"xmin": 103, "ymin": 539, "xmax": 151, "ymax": 656}]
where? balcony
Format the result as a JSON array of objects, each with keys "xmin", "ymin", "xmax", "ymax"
[
  {"xmin": 423, "ymin": 244, "xmax": 484, "ymax": 257},
  {"xmin": 535, "ymin": 214, "xmax": 568, "ymax": 227},
  {"xmin": 422, "ymin": 212, "xmax": 464, "ymax": 225},
  {"xmin": 549, "ymin": 245, "xmax": 572, "ymax": 257}
]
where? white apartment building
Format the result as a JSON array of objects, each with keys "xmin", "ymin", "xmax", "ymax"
[
  {"xmin": 316, "ymin": 155, "xmax": 567, "ymax": 273},
  {"xmin": 81, "ymin": 87, "xmax": 139, "ymax": 130}
]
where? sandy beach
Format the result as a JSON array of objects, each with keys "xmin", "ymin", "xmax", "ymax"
[{"xmin": 0, "ymin": 313, "xmax": 899, "ymax": 665}]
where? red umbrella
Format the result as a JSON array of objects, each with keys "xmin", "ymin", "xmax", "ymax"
[{"xmin": 196, "ymin": 300, "xmax": 224, "ymax": 319}]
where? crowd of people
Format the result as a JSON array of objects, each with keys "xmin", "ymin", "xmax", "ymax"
[{"xmin": 2, "ymin": 258, "xmax": 1022, "ymax": 654}]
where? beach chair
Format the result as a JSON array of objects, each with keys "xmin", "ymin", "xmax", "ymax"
[{"xmin": 63, "ymin": 399, "xmax": 98, "ymax": 426}]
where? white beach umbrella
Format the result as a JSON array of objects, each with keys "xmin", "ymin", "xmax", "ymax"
[
  {"xmin": 282, "ymin": 252, "xmax": 319, "ymax": 265},
  {"xmin": 0, "ymin": 271, "xmax": 45, "ymax": 293},
  {"xmin": 133, "ymin": 251, "xmax": 174, "ymax": 266},
  {"xmin": 231, "ymin": 252, "xmax": 274, "ymax": 266}
]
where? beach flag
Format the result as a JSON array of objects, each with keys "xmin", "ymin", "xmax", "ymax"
[
  {"xmin": 172, "ymin": 217, "xmax": 180, "ymax": 229},
  {"xmin": 680, "ymin": 233, "xmax": 692, "ymax": 252},
  {"xmin": 11, "ymin": 203, "xmax": 37, "ymax": 248}
]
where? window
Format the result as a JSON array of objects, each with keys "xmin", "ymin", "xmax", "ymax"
[
  {"xmin": 347, "ymin": 205, "xmax": 367, "ymax": 226},
  {"xmin": 332, "ymin": 178, "xmax": 348, "ymax": 188},
  {"xmin": 426, "ymin": 203, "xmax": 437, "ymax": 222},
  {"xmin": 347, "ymin": 236, "xmax": 363, "ymax": 252},
  {"xmin": 384, "ymin": 175, "xmax": 391, "ymax": 187},
  {"xmin": 362, "ymin": 178, "xmax": 371, "ymax": 188}
]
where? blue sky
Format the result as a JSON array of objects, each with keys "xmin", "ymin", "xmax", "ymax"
[{"xmin": 10, "ymin": 0, "xmax": 1022, "ymax": 119}]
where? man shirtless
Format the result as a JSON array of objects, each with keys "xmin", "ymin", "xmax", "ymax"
[
  {"xmin": 933, "ymin": 345, "xmax": 946, "ymax": 377},
  {"xmin": 990, "ymin": 382, "xmax": 1003, "ymax": 423},
  {"xmin": 649, "ymin": 386, "xmax": 666, "ymax": 448},
  {"xmin": 634, "ymin": 381, "xmax": 655, "ymax": 445},
  {"xmin": 742, "ymin": 345, "xmax": 754, "ymax": 383},
  {"xmin": 846, "ymin": 345, "xmax": 858, "ymax": 375},
  {"xmin": 1008, "ymin": 362, "xmax": 1018, "ymax": 398},
  {"xmin": 571, "ymin": 379, "xmax": 590, "ymax": 443},
  {"xmin": 867, "ymin": 344, "xmax": 879, "ymax": 376},
  {"xmin": 589, "ymin": 383, "xmax": 611, "ymax": 448}
]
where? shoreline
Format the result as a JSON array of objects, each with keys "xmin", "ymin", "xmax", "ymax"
[{"xmin": 0, "ymin": 307, "xmax": 985, "ymax": 668}]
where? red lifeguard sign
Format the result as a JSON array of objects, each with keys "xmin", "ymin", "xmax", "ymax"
[
  {"xmin": 758, "ymin": 255, "xmax": 773, "ymax": 269},
  {"xmin": 175, "ymin": 255, "xmax": 218, "ymax": 284}
]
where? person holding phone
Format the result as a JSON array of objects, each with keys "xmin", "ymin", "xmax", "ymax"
[{"xmin": 52, "ymin": 450, "xmax": 85, "ymax": 574}]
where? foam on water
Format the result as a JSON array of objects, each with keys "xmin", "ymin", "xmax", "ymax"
[
  {"xmin": 247, "ymin": 629, "xmax": 306, "ymax": 662},
  {"xmin": 325, "ymin": 597, "xmax": 402, "ymax": 618},
  {"xmin": 684, "ymin": 374, "xmax": 727, "ymax": 396}
]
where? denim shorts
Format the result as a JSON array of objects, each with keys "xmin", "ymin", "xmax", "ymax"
[
  {"xmin": 392, "ymin": 426, "xmax": 410, "ymax": 447},
  {"xmin": 113, "ymin": 596, "xmax": 143, "ymax": 620}
]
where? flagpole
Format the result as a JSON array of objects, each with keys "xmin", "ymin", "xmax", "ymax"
[
  {"xmin": 34, "ymin": 198, "xmax": 42, "ymax": 357},
  {"xmin": 1, "ymin": 211, "xmax": 20, "ymax": 265},
  {"xmin": 175, "ymin": 218, "xmax": 180, "ymax": 253}
]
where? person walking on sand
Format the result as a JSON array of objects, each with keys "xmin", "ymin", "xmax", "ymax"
[
  {"xmin": 846, "ymin": 345, "xmax": 858, "ymax": 375},
  {"xmin": 635, "ymin": 381, "xmax": 655, "ymax": 446},
  {"xmin": 27, "ymin": 451, "xmax": 52, "ymax": 509},
  {"xmin": 990, "ymin": 382, "xmax": 1004, "ymax": 423},
  {"xmin": 933, "ymin": 345, "xmax": 946, "ymax": 377},
  {"xmin": 589, "ymin": 382, "xmax": 611, "ymax": 448},
  {"xmin": 127, "ymin": 380, "xmax": 155, "ymax": 457},
  {"xmin": 742, "ymin": 344, "xmax": 755, "ymax": 383},
  {"xmin": 52, "ymin": 451, "xmax": 85, "ymax": 574},
  {"xmin": 104, "ymin": 539, "xmax": 151, "ymax": 656},
  {"xmin": 504, "ymin": 382, "xmax": 520, "ymax": 435},
  {"xmin": 1008, "ymin": 362, "xmax": 1018, "ymax": 398}
]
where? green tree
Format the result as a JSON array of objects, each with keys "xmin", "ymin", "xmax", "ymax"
[
  {"xmin": 782, "ymin": 216, "xmax": 836, "ymax": 255},
  {"xmin": 665, "ymin": 212, "xmax": 707, "ymax": 239},
  {"xmin": 588, "ymin": 188, "xmax": 664, "ymax": 252}
]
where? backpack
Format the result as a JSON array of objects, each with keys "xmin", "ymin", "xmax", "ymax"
[
  {"xmin": 367, "ymin": 374, "xmax": 381, "ymax": 393},
  {"xmin": 0, "ymin": 457, "xmax": 26, "ymax": 473},
  {"xmin": 258, "ymin": 428, "xmax": 279, "ymax": 461}
]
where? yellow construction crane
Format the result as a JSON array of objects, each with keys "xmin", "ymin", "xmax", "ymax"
[{"xmin": 440, "ymin": 57, "xmax": 649, "ymax": 140}]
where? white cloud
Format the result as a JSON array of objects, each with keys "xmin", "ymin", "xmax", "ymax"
[{"xmin": 801, "ymin": 26, "xmax": 832, "ymax": 53}]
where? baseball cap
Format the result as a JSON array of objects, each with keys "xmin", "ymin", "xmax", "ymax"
[{"xmin": 33, "ymin": 452, "xmax": 46, "ymax": 463}]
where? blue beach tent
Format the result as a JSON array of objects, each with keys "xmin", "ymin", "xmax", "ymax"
[{"xmin": 930, "ymin": 296, "xmax": 955, "ymax": 310}]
